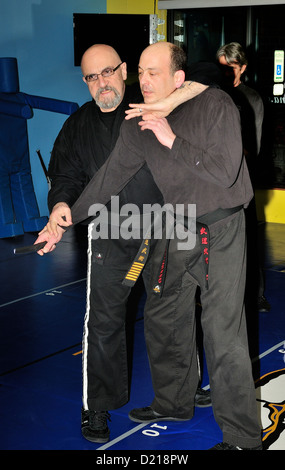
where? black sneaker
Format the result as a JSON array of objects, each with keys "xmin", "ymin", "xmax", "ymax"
[
  {"xmin": 210, "ymin": 442, "xmax": 262, "ymax": 450},
  {"xmin": 81, "ymin": 408, "xmax": 111, "ymax": 443},
  {"xmin": 257, "ymin": 295, "xmax": 271, "ymax": 312},
  {"xmin": 128, "ymin": 406, "xmax": 191, "ymax": 423},
  {"xmin": 194, "ymin": 388, "xmax": 212, "ymax": 408}
]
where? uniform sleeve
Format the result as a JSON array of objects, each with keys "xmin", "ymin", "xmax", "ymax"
[
  {"xmin": 47, "ymin": 124, "xmax": 88, "ymax": 212},
  {"xmin": 71, "ymin": 119, "xmax": 145, "ymax": 225},
  {"xmin": 169, "ymin": 93, "xmax": 243, "ymax": 188}
]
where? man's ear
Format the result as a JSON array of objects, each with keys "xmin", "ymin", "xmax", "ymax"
[
  {"xmin": 121, "ymin": 61, "xmax": 128, "ymax": 81},
  {"xmin": 174, "ymin": 70, "xmax": 185, "ymax": 89},
  {"xmin": 241, "ymin": 64, "xmax": 247, "ymax": 75}
]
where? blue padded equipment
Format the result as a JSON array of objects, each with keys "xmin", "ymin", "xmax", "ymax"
[{"xmin": 0, "ymin": 57, "xmax": 79, "ymax": 238}]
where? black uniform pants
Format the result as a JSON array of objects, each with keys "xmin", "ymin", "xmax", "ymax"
[
  {"xmin": 143, "ymin": 210, "xmax": 262, "ymax": 449},
  {"xmin": 82, "ymin": 223, "xmax": 153, "ymax": 411}
]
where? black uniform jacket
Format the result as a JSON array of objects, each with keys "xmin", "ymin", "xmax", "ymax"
[{"xmin": 48, "ymin": 83, "xmax": 164, "ymax": 215}]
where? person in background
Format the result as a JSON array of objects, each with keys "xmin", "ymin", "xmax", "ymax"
[
  {"xmin": 216, "ymin": 42, "xmax": 271, "ymax": 313},
  {"xmin": 35, "ymin": 43, "xmax": 208, "ymax": 444}
]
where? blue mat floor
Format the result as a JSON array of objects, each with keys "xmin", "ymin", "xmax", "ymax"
[{"xmin": 0, "ymin": 223, "xmax": 284, "ymax": 452}]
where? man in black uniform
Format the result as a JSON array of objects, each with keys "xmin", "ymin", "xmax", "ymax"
[
  {"xmin": 43, "ymin": 44, "xmax": 164, "ymax": 444},
  {"xmin": 37, "ymin": 44, "xmax": 207, "ymax": 444}
]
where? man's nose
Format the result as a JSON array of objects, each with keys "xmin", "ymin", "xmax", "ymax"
[
  {"xmin": 139, "ymin": 71, "xmax": 147, "ymax": 85},
  {"xmin": 98, "ymin": 74, "xmax": 108, "ymax": 87}
]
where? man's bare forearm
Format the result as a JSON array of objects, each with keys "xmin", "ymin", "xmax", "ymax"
[
  {"xmin": 125, "ymin": 81, "xmax": 208, "ymax": 119},
  {"xmin": 167, "ymin": 81, "xmax": 208, "ymax": 109}
]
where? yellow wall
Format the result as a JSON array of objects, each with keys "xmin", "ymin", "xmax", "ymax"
[
  {"xmin": 107, "ymin": 0, "xmax": 167, "ymax": 39},
  {"xmin": 107, "ymin": 0, "xmax": 155, "ymax": 14},
  {"xmin": 256, "ymin": 189, "xmax": 285, "ymax": 224}
]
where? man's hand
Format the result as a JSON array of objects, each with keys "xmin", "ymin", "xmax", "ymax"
[
  {"xmin": 45, "ymin": 202, "xmax": 72, "ymax": 236},
  {"xmin": 125, "ymin": 102, "xmax": 173, "ymax": 120},
  {"xmin": 35, "ymin": 225, "xmax": 66, "ymax": 256},
  {"xmin": 139, "ymin": 117, "xmax": 176, "ymax": 149}
]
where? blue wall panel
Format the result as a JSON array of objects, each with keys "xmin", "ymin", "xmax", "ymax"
[{"xmin": 0, "ymin": 1, "xmax": 106, "ymax": 216}]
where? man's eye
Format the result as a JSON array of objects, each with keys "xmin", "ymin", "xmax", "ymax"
[{"xmin": 86, "ymin": 74, "xmax": 97, "ymax": 81}]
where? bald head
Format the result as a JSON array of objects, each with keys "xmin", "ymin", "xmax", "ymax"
[
  {"xmin": 140, "ymin": 42, "xmax": 186, "ymax": 74},
  {"xmin": 81, "ymin": 44, "xmax": 122, "ymax": 73},
  {"xmin": 81, "ymin": 44, "xmax": 127, "ymax": 112},
  {"xmin": 138, "ymin": 42, "xmax": 186, "ymax": 103}
]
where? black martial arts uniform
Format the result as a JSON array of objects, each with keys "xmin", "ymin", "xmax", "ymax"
[
  {"xmin": 48, "ymin": 84, "xmax": 164, "ymax": 411},
  {"xmin": 70, "ymin": 86, "xmax": 262, "ymax": 449}
]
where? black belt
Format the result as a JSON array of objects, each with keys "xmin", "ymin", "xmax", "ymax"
[
  {"xmin": 196, "ymin": 205, "xmax": 243, "ymax": 226},
  {"xmin": 123, "ymin": 205, "xmax": 243, "ymax": 293}
]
